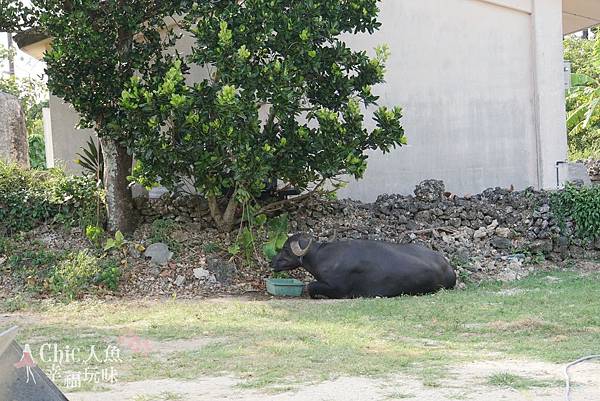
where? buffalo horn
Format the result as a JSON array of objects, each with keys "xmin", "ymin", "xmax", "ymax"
[{"xmin": 290, "ymin": 238, "xmax": 312, "ymax": 257}]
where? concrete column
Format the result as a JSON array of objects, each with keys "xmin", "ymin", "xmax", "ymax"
[
  {"xmin": 42, "ymin": 107, "xmax": 54, "ymax": 168},
  {"xmin": 531, "ymin": 0, "xmax": 568, "ymax": 189}
]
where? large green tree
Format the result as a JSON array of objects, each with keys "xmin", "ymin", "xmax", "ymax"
[
  {"xmin": 1, "ymin": 0, "xmax": 188, "ymax": 232},
  {"xmin": 123, "ymin": 0, "xmax": 405, "ymax": 231}
]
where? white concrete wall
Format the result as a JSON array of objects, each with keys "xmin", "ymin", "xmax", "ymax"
[
  {"xmin": 532, "ymin": 0, "xmax": 569, "ymax": 189},
  {"xmin": 48, "ymin": 94, "xmax": 95, "ymax": 172},
  {"xmin": 338, "ymin": 0, "xmax": 567, "ymax": 201}
]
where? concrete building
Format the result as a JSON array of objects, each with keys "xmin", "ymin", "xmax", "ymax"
[{"xmin": 14, "ymin": 0, "xmax": 600, "ymax": 201}]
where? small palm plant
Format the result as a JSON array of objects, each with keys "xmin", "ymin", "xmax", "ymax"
[{"xmin": 76, "ymin": 137, "xmax": 104, "ymax": 183}]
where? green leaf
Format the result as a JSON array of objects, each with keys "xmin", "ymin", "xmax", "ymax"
[
  {"xmin": 570, "ymin": 73, "xmax": 596, "ymax": 87},
  {"xmin": 104, "ymin": 239, "xmax": 116, "ymax": 251},
  {"xmin": 227, "ymin": 244, "xmax": 240, "ymax": 256},
  {"xmin": 255, "ymin": 214, "xmax": 267, "ymax": 226},
  {"xmin": 263, "ymin": 242, "xmax": 277, "ymax": 260},
  {"xmin": 275, "ymin": 233, "xmax": 288, "ymax": 250}
]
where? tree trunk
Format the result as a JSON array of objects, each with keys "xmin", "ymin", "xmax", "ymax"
[
  {"xmin": 6, "ymin": 33, "xmax": 15, "ymax": 76},
  {"xmin": 100, "ymin": 137, "xmax": 136, "ymax": 234},
  {"xmin": 207, "ymin": 195, "xmax": 239, "ymax": 232}
]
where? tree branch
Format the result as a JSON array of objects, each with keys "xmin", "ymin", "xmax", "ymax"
[{"xmin": 257, "ymin": 178, "xmax": 329, "ymax": 214}]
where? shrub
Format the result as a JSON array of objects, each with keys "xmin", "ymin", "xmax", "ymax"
[
  {"xmin": 551, "ymin": 184, "xmax": 600, "ymax": 240},
  {"xmin": 99, "ymin": 259, "xmax": 121, "ymax": 292},
  {"xmin": 0, "ymin": 161, "xmax": 103, "ymax": 235},
  {"xmin": 1, "ymin": 234, "xmax": 120, "ymax": 298},
  {"xmin": 1, "ymin": 294, "xmax": 28, "ymax": 312},
  {"xmin": 85, "ymin": 225, "xmax": 105, "ymax": 247},
  {"xmin": 50, "ymin": 250, "xmax": 100, "ymax": 300},
  {"xmin": 149, "ymin": 218, "xmax": 180, "ymax": 252},
  {"xmin": 28, "ymin": 130, "xmax": 47, "ymax": 169},
  {"xmin": 5, "ymin": 240, "xmax": 64, "ymax": 289}
]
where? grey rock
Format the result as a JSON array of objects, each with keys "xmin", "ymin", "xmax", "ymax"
[
  {"xmin": 529, "ymin": 239, "xmax": 553, "ymax": 254},
  {"xmin": 193, "ymin": 268, "xmax": 211, "ymax": 280},
  {"xmin": 449, "ymin": 218, "xmax": 462, "ymax": 228},
  {"xmin": 128, "ymin": 244, "xmax": 142, "ymax": 258},
  {"xmin": 486, "ymin": 219, "xmax": 499, "ymax": 233},
  {"xmin": 453, "ymin": 247, "xmax": 471, "ymax": 265},
  {"xmin": 570, "ymin": 246, "xmax": 586, "ymax": 258},
  {"xmin": 473, "ymin": 228, "xmax": 487, "ymax": 240},
  {"xmin": 397, "ymin": 215, "xmax": 408, "ymax": 224},
  {"xmin": 495, "ymin": 227, "xmax": 511, "ymax": 238},
  {"xmin": 148, "ymin": 266, "xmax": 161, "ymax": 276},
  {"xmin": 491, "ymin": 236, "xmax": 512, "ymax": 250},
  {"xmin": 538, "ymin": 204, "xmax": 551, "ymax": 214},
  {"xmin": 497, "ymin": 269, "xmax": 519, "ymax": 282},
  {"xmin": 175, "ymin": 275, "xmax": 186, "ymax": 287},
  {"xmin": 206, "ymin": 257, "xmax": 237, "ymax": 284},
  {"xmin": 406, "ymin": 221, "xmax": 420, "ymax": 231},
  {"xmin": 585, "ymin": 159, "xmax": 600, "ymax": 182},
  {"xmin": 131, "ymin": 184, "xmax": 150, "ymax": 200},
  {"xmin": 414, "ymin": 180, "xmax": 445, "ymax": 202},
  {"xmin": 0, "ymin": 93, "xmax": 29, "ymax": 168},
  {"xmin": 432, "ymin": 207, "xmax": 444, "ymax": 217},
  {"xmin": 505, "ymin": 253, "xmax": 526, "ymax": 262},
  {"xmin": 415, "ymin": 210, "xmax": 432, "ymax": 223},
  {"xmin": 144, "ymin": 243, "xmax": 173, "ymax": 266}
]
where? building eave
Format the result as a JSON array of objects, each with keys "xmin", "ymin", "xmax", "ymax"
[
  {"xmin": 563, "ymin": 0, "xmax": 600, "ymax": 34},
  {"xmin": 13, "ymin": 29, "xmax": 51, "ymax": 61}
]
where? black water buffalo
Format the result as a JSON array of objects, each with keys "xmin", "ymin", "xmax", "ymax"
[{"xmin": 271, "ymin": 234, "xmax": 456, "ymax": 299}]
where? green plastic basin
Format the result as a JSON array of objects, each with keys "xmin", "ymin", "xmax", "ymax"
[{"xmin": 265, "ymin": 278, "xmax": 304, "ymax": 297}]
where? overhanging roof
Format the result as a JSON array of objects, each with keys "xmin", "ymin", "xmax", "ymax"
[
  {"xmin": 564, "ymin": 0, "xmax": 600, "ymax": 34},
  {"xmin": 13, "ymin": 29, "xmax": 50, "ymax": 60}
]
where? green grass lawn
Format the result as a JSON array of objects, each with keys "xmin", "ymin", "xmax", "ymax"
[
  {"xmin": 486, "ymin": 372, "xmax": 562, "ymax": 390},
  {"xmin": 3, "ymin": 270, "xmax": 600, "ymax": 391}
]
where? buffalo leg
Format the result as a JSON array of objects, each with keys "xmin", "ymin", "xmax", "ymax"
[{"xmin": 307, "ymin": 281, "xmax": 339, "ymax": 299}]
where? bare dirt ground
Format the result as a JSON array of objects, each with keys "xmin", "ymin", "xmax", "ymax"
[{"xmin": 68, "ymin": 358, "xmax": 600, "ymax": 401}]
